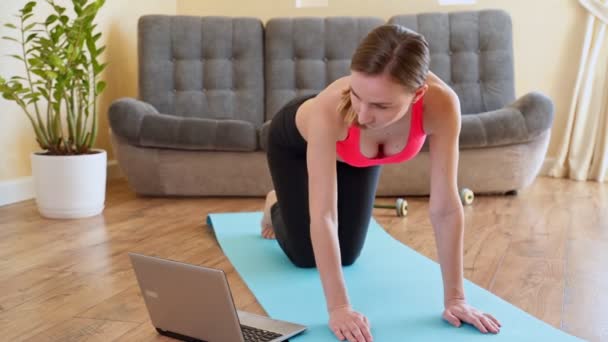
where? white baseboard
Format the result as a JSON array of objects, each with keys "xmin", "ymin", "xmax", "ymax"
[
  {"xmin": 0, "ymin": 160, "xmax": 124, "ymax": 207},
  {"xmin": 0, "ymin": 177, "xmax": 35, "ymax": 207}
]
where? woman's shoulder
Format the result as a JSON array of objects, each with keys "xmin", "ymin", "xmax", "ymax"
[
  {"xmin": 296, "ymin": 76, "xmax": 350, "ymax": 141},
  {"xmin": 422, "ymin": 73, "xmax": 461, "ymax": 135},
  {"xmin": 303, "ymin": 77, "xmax": 350, "ymax": 124},
  {"xmin": 315, "ymin": 76, "xmax": 351, "ymax": 107}
]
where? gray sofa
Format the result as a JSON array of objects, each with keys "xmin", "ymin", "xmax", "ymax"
[{"xmin": 109, "ymin": 10, "xmax": 554, "ymax": 197}]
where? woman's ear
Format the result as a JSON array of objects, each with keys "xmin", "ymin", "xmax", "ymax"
[{"xmin": 413, "ymin": 83, "xmax": 429, "ymax": 103}]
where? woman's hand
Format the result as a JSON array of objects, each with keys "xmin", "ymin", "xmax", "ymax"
[
  {"xmin": 443, "ymin": 299, "xmax": 501, "ymax": 334},
  {"xmin": 329, "ymin": 306, "xmax": 373, "ymax": 342}
]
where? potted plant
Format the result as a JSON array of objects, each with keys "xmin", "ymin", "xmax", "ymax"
[{"xmin": 0, "ymin": 0, "xmax": 107, "ymax": 219}]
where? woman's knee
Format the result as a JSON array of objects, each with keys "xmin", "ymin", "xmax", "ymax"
[
  {"xmin": 280, "ymin": 241, "xmax": 316, "ymax": 268},
  {"xmin": 289, "ymin": 253, "xmax": 316, "ymax": 268},
  {"xmin": 341, "ymin": 249, "xmax": 362, "ymax": 266}
]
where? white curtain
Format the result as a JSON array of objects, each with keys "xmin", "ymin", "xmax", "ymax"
[{"xmin": 547, "ymin": 0, "xmax": 608, "ymax": 182}]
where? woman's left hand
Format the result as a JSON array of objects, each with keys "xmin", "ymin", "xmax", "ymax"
[{"xmin": 442, "ymin": 299, "xmax": 502, "ymax": 334}]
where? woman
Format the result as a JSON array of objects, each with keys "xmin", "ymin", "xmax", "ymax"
[{"xmin": 260, "ymin": 24, "xmax": 501, "ymax": 342}]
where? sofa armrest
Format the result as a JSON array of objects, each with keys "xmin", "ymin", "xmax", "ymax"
[
  {"xmin": 459, "ymin": 91, "xmax": 555, "ymax": 149},
  {"xmin": 109, "ymin": 98, "xmax": 258, "ymax": 151},
  {"xmin": 506, "ymin": 91, "xmax": 555, "ymax": 136},
  {"xmin": 108, "ymin": 98, "xmax": 159, "ymax": 144}
]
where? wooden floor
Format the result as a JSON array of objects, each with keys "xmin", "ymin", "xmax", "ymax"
[{"xmin": 0, "ymin": 176, "xmax": 605, "ymax": 341}]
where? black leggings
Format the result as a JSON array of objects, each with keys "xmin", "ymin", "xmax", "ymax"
[{"xmin": 266, "ymin": 95, "xmax": 382, "ymax": 268}]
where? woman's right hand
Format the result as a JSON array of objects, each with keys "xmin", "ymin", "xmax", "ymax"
[{"xmin": 329, "ymin": 306, "xmax": 373, "ymax": 342}]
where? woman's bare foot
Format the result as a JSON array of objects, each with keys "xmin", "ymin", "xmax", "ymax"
[{"xmin": 261, "ymin": 190, "xmax": 277, "ymax": 239}]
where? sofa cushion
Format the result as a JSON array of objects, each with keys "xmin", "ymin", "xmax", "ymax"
[
  {"xmin": 389, "ymin": 10, "xmax": 515, "ymax": 114},
  {"xmin": 264, "ymin": 17, "xmax": 385, "ymax": 121},
  {"xmin": 109, "ymin": 98, "xmax": 257, "ymax": 151},
  {"xmin": 138, "ymin": 15, "xmax": 265, "ymax": 126}
]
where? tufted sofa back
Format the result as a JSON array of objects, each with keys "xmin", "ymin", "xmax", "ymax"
[
  {"xmin": 389, "ymin": 10, "xmax": 515, "ymax": 114},
  {"xmin": 138, "ymin": 16, "xmax": 265, "ymax": 126},
  {"xmin": 263, "ymin": 17, "xmax": 385, "ymax": 121},
  {"xmin": 137, "ymin": 10, "xmax": 515, "ymax": 125}
]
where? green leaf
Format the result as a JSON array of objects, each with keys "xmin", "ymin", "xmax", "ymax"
[
  {"xmin": 3, "ymin": 23, "xmax": 17, "ymax": 29},
  {"xmin": 27, "ymin": 96, "xmax": 41, "ymax": 104},
  {"xmin": 31, "ymin": 68, "xmax": 46, "ymax": 78},
  {"xmin": 24, "ymin": 22, "xmax": 36, "ymax": 31},
  {"xmin": 7, "ymin": 54, "xmax": 24, "ymax": 61},
  {"xmin": 50, "ymin": 26, "xmax": 65, "ymax": 43},
  {"xmin": 37, "ymin": 87, "xmax": 49, "ymax": 99},
  {"xmin": 37, "ymin": 36, "xmax": 51, "ymax": 47},
  {"xmin": 28, "ymin": 58, "xmax": 41, "ymax": 67},
  {"xmin": 49, "ymin": 54, "xmax": 63, "ymax": 68},
  {"xmin": 95, "ymin": 46, "xmax": 106, "ymax": 56},
  {"xmin": 45, "ymin": 15, "xmax": 58, "ymax": 26},
  {"xmin": 60, "ymin": 16, "xmax": 69, "ymax": 25},
  {"xmin": 2, "ymin": 93, "xmax": 16, "ymax": 101},
  {"xmin": 22, "ymin": 2, "xmax": 36, "ymax": 15},
  {"xmin": 74, "ymin": 3, "xmax": 83, "ymax": 16},
  {"xmin": 46, "ymin": 71, "xmax": 58, "ymax": 79},
  {"xmin": 2, "ymin": 36, "xmax": 20, "ymax": 43},
  {"xmin": 83, "ymin": 4, "xmax": 98, "ymax": 16},
  {"xmin": 24, "ymin": 92, "xmax": 40, "ymax": 99},
  {"xmin": 26, "ymin": 33, "xmax": 38, "ymax": 43},
  {"xmin": 54, "ymin": 5, "xmax": 66, "ymax": 15},
  {"xmin": 96, "ymin": 80, "xmax": 106, "ymax": 94},
  {"xmin": 93, "ymin": 62, "xmax": 107, "ymax": 75}
]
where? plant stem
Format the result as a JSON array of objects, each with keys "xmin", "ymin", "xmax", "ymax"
[
  {"xmin": 64, "ymin": 94, "xmax": 76, "ymax": 151},
  {"xmin": 45, "ymin": 85, "xmax": 54, "ymax": 143},
  {"xmin": 20, "ymin": 13, "xmax": 49, "ymax": 148},
  {"xmin": 16, "ymin": 97, "xmax": 50, "ymax": 149},
  {"xmin": 89, "ymin": 68, "xmax": 98, "ymax": 149}
]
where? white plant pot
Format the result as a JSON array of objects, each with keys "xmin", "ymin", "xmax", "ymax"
[{"xmin": 31, "ymin": 149, "xmax": 107, "ymax": 219}]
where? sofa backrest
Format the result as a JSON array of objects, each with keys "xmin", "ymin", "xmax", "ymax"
[
  {"xmin": 389, "ymin": 10, "xmax": 515, "ymax": 114},
  {"xmin": 138, "ymin": 15, "xmax": 264, "ymax": 126},
  {"xmin": 137, "ymin": 10, "xmax": 515, "ymax": 125},
  {"xmin": 264, "ymin": 17, "xmax": 385, "ymax": 121}
]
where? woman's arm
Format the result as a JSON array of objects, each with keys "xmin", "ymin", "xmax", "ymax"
[
  {"xmin": 303, "ymin": 94, "xmax": 372, "ymax": 342},
  {"xmin": 426, "ymin": 87, "xmax": 501, "ymax": 334},
  {"xmin": 305, "ymin": 105, "xmax": 349, "ymax": 312},
  {"xmin": 427, "ymin": 88, "xmax": 465, "ymax": 306}
]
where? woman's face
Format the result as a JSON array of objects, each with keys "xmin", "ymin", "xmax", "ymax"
[{"xmin": 349, "ymin": 71, "xmax": 424, "ymax": 130}]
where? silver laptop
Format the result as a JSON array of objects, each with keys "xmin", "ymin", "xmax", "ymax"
[{"xmin": 129, "ymin": 253, "xmax": 306, "ymax": 342}]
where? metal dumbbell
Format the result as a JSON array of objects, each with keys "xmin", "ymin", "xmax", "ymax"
[{"xmin": 373, "ymin": 197, "xmax": 408, "ymax": 217}]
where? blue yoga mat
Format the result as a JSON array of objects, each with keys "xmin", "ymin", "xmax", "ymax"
[{"xmin": 206, "ymin": 212, "xmax": 581, "ymax": 341}]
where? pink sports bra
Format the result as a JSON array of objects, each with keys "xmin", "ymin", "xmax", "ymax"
[{"xmin": 336, "ymin": 97, "xmax": 427, "ymax": 167}]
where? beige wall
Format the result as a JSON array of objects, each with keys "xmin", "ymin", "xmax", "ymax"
[
  {"xmin": 0, "ymin": 0, "xmax": 176, "ymax": 181},
  {"xmin": 178, "ymin": 0, "xmax": 587, "ymax": 164},
  {"xmin": 0, "ymin": 0, "xmax": 587, "ymax": 182}
]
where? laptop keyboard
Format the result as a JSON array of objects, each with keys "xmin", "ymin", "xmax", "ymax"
[{"xmin": 241, "ymin": 324, "xmax": 283, "ymax": 342}]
